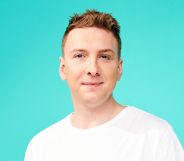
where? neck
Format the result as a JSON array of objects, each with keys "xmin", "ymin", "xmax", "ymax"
[{"xmin": 70, "ymin": 96, "xmax": 126, "ymax": 129}]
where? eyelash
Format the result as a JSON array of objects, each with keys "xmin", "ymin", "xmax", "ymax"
[
  {"xmin": 73, "ymin": 53, "xmax": 111, "ymax": 60},
  {"xmin": 74, "ymin": 53, "xmax": 85, "ymax": 58},
  {"xmin": 99, "ymin": 54, "xmax": 111, "ymax": 60}
]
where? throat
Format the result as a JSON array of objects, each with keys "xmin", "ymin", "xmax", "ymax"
[{"xmin": 70, "ymin": 105, "xmax": 126, "ymax": 129}]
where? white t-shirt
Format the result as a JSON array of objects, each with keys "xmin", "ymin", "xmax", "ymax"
[{"xmin": 24, "ymin": 106, "xmax": 184, "ymax": 161}]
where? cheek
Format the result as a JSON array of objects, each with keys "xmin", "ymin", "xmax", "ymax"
[
  {"xmin": 107, "ymin": 63, "xmax": 119, "ymax": 75},
  {"xmin": 65, "ymin": 63, "xmax": 83, "ymax": 80},
  {"xmin": 103, "ymin": 66, "xmax": 119, "ymax": 82}
]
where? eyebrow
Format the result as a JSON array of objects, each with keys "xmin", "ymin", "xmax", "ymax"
[
  {"xmin": 70, "ymin": 49, "xmax": 115, "ymax": 53},
  {"xmin": 98, "ymin": 49, "xmax": 115, "ymax": 54},
  {"xmin": 70, "ymin": 49, "xmax": 86, "ymax": 53}
]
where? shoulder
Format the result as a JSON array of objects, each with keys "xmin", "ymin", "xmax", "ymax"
[
  {"xmin": 120, "ymin": 106, "xmax": 173, "ymax": 135},
  {"xmin": 125, "ymin": 106, "xmax": 184, "ymax": 160},
  {"xmin": 24, "ymin": 116, "xmax": 68, "ymax": 161},
  {"xmin": 26, "ymin": 114, "xmax": 70, "ymax": 150}
]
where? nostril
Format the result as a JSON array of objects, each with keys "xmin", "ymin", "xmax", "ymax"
[{"xmin": 87, "ymin": 72, "xmax": 100, "ymax": 77}]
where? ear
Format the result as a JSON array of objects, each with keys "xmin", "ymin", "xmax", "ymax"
[
  {"xmin": 59, "ymin": 57, "xmax": 67, "ymax": 80},
  {"xmin": 117, "ymin": 59, "xmax": 123, "ymax": 81}
]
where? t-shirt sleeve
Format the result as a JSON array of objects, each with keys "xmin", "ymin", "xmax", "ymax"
[
  {"xmin": 24, "ymin": 137, "xmax": 40, "ymax": 161},
  {"xmin": 155, "ymin": 123, "xmax": 184, "ymax": 161},
  {"xmin": 24, "ymin": 141, "xmax": 34, "ymax": 161}
]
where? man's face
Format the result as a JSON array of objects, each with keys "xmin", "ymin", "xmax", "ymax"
[{"xmin": 60, "ymin": 27, "xmax": 122, "ymax": 106}]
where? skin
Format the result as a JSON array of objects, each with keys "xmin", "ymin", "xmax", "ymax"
[{"xmin": 59, "ymin": 27, "xmax": 126, "ymax": 129}]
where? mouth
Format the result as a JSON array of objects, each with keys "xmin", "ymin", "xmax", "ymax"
[{"xmin": 81, "ymin": 82, "xmax": 104, "ymax": 87}]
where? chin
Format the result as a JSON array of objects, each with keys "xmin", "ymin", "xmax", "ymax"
[{"xmin": 81, "ymin": 94, "xmax": 111, "ymax": 106}]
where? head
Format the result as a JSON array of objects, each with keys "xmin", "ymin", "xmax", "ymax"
[
  {"xmin": 62, "ymin": 9, "xmax": 121, "ymax": 60},
  {"xmin": 59, "ymin": 10, "xmax": 123, "ymax": 107}
]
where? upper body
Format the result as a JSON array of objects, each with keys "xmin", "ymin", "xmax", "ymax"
[
  {"xmin": 25, "ymin": 106, "xmax": 184, "ymax": 161},
  {"xmin": 25, "ymin": 10, "xmax": 184, "ymax": 161}
]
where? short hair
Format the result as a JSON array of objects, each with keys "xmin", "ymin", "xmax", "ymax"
[{"xmin": 62, "ymin": 9, "xmax": 121, "ymax": 59}]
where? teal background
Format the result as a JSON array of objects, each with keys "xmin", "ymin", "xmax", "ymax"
[{"xmin": 0, "ymin": 0, "xmax": 184, "ymax": 160}]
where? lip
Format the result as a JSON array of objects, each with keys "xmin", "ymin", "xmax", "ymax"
[{"xmin": 81, "ymin": 82, "xmax": 104, "ymax": 87}]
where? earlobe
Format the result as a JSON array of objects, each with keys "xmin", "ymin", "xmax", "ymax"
[{"xmin": 59, "ymin": 57, "xmax": 67, "ymax": 80}]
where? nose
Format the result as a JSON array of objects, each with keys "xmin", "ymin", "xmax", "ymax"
[{"xmin": 86, "ymin": 58, "xmax": 100, "ymax": 77}]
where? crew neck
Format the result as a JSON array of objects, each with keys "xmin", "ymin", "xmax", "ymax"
[{"xmin": 65, "ymin": 106, "xmax": 132, "ymax": 134}]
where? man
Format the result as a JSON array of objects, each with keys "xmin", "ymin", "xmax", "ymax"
[{"xmin": 25, "ymin": 10, "xmax": 184, "ymax": 161}]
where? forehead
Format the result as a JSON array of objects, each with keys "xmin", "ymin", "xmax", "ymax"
[{"xmin": 63, "ymin": 27, "xmax": 118, "ymax": 54}]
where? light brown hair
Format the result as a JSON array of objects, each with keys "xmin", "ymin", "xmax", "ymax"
[{"xmin": 62, "ymin": 9, "xmax": 121, "ymax": 59}]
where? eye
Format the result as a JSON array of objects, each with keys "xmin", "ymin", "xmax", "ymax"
[
  {"xmin": 74, "ymin": 53, "xmax": 85, "ymax": 59},
  {"xmin": 99, "ymin": 54, "xmax": 111, "ymax": 60}
]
